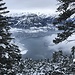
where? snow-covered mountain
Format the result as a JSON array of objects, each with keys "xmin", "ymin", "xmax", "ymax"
[{"xmin": 8, "ymin": 13, "xmax": 57, "ymax": 30}]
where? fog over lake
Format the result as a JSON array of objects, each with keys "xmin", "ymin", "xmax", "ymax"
[{"xmin": 10, "ymin": 28, "xmax": 75, "ymax": 59}]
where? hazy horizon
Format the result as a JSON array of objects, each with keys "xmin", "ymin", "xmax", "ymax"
[{"xmin": 4, "ymin": 0, "xmax": 58, "ymax": 14}]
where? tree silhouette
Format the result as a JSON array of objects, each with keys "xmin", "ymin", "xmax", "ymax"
[
  {"xmin": 71, "ymin": 46, "xmax": 75, "ymax": 59},
  {"xmin": 0, "ymin": 0, "xmax": 23, "ymax": 74},
  {"xmin": 53, "ymin": 0, "xmax": 75, "ymax": 44}
]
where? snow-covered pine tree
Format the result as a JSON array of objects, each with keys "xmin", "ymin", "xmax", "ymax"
[
  {"xmin": 0, "ymin": 0, "xmax": 24, "ymax": 74},
  {"xmin": 71, "ymin": 46, "xmax": 75, "ymax": 59},
  {"xmin": 53, "ymin": 0, "xmax": 75, "ymax": 44}
]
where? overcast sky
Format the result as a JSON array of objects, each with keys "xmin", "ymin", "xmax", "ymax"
[{"xmin": 4, "ymin": 0, "xmax": 58, "ymax": 14}]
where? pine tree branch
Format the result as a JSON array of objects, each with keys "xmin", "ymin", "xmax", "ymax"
[
  {"xmin": 0, "ymin": 3, "xmax": 5, "ymax": 6},
  {"xmin": 0, "ymin": 11, "xmax": 9, "ymax": 14},
  {"xmin": 0, "ymin": 7, "xmax": 7, "ymax": 10}
]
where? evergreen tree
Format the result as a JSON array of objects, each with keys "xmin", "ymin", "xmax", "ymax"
[
  {"xmin": 71, "ymin": 46, "xmax": 75, "ymax": 59},
  {"xmin": 53, "ymin": 0, "xmax": 75, "ymax": 44},
  {"xmin": 52, "ymin": 51, "xmax": 58, "ymax": 63},
  {"xmin": 0, "ymin": 0, "xmax": 24, "ymax": 75},
  {"xmin": 52, "ymin": 50, "xmax": 63, "ymax": 63}
]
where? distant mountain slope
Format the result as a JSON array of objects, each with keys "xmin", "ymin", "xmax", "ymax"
[{"xmin": 8, "ymin": 14, "xmax": 57, "ymax": 30}]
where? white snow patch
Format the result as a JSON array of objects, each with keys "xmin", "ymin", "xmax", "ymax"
[
  {"xmin": 73, "ymin": 59, "xmax": 75, "ymax": 63},
  {"xmin": 0, "ymin": 44, "xmax": 6, "ymax": 48},
  {"xmin": 20, "ymin": 50, "xmax": 28, "ymax": 55},
  {"xmin": 0, "ymin": 36, "xmax": 2, "ymax": 39},
  {"xmin": 67, "ymin": 33, "xmax": 75, "ymax": 41},
  {"xmin": 5, "ymin": 53, "xmax": 9, "ymax": 58}
]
